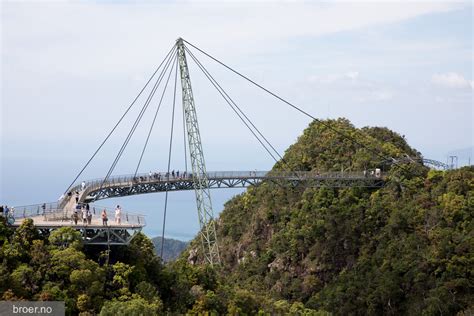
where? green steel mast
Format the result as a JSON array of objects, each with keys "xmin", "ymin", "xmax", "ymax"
[{"xmin": 176, "ymin": 38, "xmax": 220, "ymax": 265}]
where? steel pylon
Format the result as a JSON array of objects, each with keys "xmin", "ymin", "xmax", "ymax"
[{"xmin": 176, "ymin": 38, "xmax": 220, "ymax": 265}]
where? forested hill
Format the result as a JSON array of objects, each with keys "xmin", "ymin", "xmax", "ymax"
[
  {"xmin": 181, "ymin": 118, "xmax": 473, "ymax": 315},
  {"xmin": 0, "ymin": 118, "xmax": 471, "ymax": 315}
]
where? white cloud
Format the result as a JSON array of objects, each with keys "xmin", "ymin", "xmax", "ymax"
[
  {"xmin": 355, "ymin": 88, "xmax": 394, "ymax": 102},
  {"xmin": 308, "ymin": 71, "xmax": 359, "ymax": 84},
  {"xmin": 370, "ymin": 89, "xmax": 393, "ymax": 101},
  {"xmin": 1, "ymin": 1, "xmax": 463, "ymax": 78},
  {"xmin": 431, "ymin": 72, "xmax": 473, "ymax": 89}
]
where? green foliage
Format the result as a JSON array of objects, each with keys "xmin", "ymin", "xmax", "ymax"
[
  {"xmin": 0, "ymin": 119, "xmax": 471, "ymax": 315},
  {"xmin": 99, "ymin": 295, "xmax": 162, "ymax": 316},
  {"xmin": 196, "ymin": 119, "xmax": 473, "ymax": 315},
  {"xmin": 49, "ymin": 227, "xmax": 83, "ymax": 249}
]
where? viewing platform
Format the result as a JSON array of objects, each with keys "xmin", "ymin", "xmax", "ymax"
[{"xmin": 8, "ymin": 203, "xmax": 146, "ymax": 245}]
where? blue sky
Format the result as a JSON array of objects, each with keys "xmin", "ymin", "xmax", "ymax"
[{"xmin": 1, "ymin": 1, "xmax": 473, "ymax": 240}]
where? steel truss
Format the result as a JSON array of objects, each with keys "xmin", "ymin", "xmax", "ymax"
[{"xmin": 33, "ymin": 226, "xmax": 142, "ymax": 245}]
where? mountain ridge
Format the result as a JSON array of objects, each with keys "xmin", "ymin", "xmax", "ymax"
[{"xmin": 178, "ymin": 118, "xmax": 473, "ymax": 315}]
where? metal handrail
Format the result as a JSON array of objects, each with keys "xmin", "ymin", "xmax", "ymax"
[
  {"xmin": 46, "ymin": 205, "xmax": 146, "ymax": 226},
  {"xmin": 11, "ymin": 202, "xmax": 146, "ymax": 226},
  {"xmin": 8, "ymin": 202, "xmax": 62, "ymax": 219}
]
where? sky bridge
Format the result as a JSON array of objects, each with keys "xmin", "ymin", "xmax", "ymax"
[
  {"xmin": 8, "ymin": 39, "xmax": 443, "ymax": 263},
  {"xmin": 68, "ymin": 171, "xmax": 385, "ymax": 204}
]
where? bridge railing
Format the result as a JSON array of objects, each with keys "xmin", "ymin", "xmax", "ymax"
[
  {"xmin": 11, "ymin": 202, "xmax": 146, "ymax": 226},
  {"xmin": 263, "ymin": 170, "xmax": 382, "ymax": 179},
  {"xmin": 43, "ymin": 204, "xmax": 146, "ymax": 225},
  {"xmin": 9, "ymin": 202, "xmax": 62, "ymax": 219},
  {"xmin": 91, "ymin": 204, "xmax": 146, "ymax": 226}
]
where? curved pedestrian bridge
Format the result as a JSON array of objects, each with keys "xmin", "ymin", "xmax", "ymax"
[
  {"xmin": 67, "ymin": 170, "xmax": 384, "ymax": 205},
  {"xmin": 9, "ymin": 170, "xmax": 383, "ymax": 246}
]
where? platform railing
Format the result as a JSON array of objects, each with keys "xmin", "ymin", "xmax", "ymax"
[
  {"xmin": 8, "ymin": 202, "xmax": 62, "ymax": 219},
  {"xmin": 11, "ymin": 203, "xmax": 146, "ymax": 226},
  {"xmin": 90, "ymin": 204, "xmax": 146, "ymax": 226},
  {"xmin": 42, "ymin": 204, "xmax": 145, "ymax": 226}
]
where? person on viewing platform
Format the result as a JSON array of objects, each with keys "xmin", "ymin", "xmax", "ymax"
[
  {"xmin": 72, "ymin": 210, "xmax": 79, "ymax": 225},
  {"xmin": 82, "ymin": 207, "xmax": 87, "ymax": 225},
  {"xmin": 101, "ymin": 209, "xmax": 108, "ymax": 226},
  {"xmin": 81, "ymin": 181, "xmax": 86, "ymax": 191},
  {"xmin": 115, "ymin": 205, "xmax": 121, "ymax": 224},
  {"xmin": 87, "ymin": 209, "xmax": 92, "ymax": 225},
  {"xmin": 75, "ymin": 191, "xmax": 80, "ymax": 203}
]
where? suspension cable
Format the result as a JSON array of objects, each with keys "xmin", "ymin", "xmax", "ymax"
[
  {"xmin": 99, "ymin": 46, "xmax": 177, "ymax": 191},
  {"xmin": 183, "ymin": 39, "xmax": 417, "ymax": 176},
  {"xmin": 161, "ymin": 55, "xmax": 179, "ymax": 259},
  {"xmin": 63, "ymin": 44, "xmax": 176, "ymax": 194},
  {"xmin": 185, "ymin": 46, "xmax": 284, "ymax": 166},
  {"xmin": 133, "ymin": 55, "xmax": 178, "ymax": 177},
  {"xmin": 101, "ymin": 47, "xmax": 176, "ymax": 185}
]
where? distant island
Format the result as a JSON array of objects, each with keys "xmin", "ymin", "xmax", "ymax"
[{"xmin": 151, "ymin": 236, "xmax": 188, "ymax": 262}]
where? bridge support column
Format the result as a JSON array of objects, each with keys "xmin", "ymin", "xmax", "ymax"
[{"xmin": 176, "ymin": 38, "xmax": 220, "ymax": 265}]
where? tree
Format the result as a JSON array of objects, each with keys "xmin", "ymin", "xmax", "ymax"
[
  {"xmin": 99, "ymin": 296, "xmax": 162, "ymax": 316},
  {"xmin": 49, "ymin": 227, "xmax": 82, "ymax": 249}
]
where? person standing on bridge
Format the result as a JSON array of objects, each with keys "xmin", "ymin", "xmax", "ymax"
[
  {"xmin": 115, "ymin": 205, "xmax": 121, "ymax": 224},
  {"xmin": 101, "ymin": 209, "xmax": 108, "ymax": 226},
  {"xmin": 75, "ymin": 191, "xmax": 79, "ymax": 203},
  {"xmin": 81, "ymin": 181, "xmax": 86, "ymax": 191}
]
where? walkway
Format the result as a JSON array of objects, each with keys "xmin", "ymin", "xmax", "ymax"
[{"xmin": 63, "ymin": 170, "xmax": 384, "ymax": 204}]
